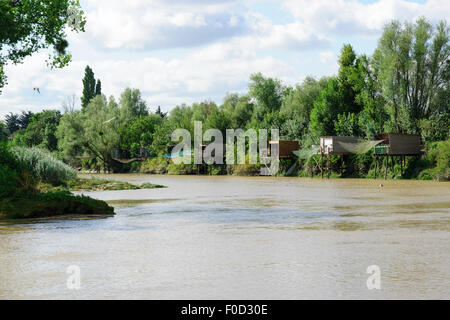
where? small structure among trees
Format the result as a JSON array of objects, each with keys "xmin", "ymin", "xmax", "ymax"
[
  {"xmin": 269, "ymin": 140, "xmax": 300, "ymax": 159},
  {"xmin": 373, "ymin": 133, "xmax": 422, "ymax": 179}
]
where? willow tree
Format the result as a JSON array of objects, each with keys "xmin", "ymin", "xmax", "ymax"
[
  {"xmin": 374, "ymin": 17, "xmax": 449, "ymax": 133},
  {"xmin": 0, "ymin": 0, "xmax": 86, "ymax": 93}
]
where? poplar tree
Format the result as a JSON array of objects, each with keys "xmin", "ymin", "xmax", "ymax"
[{"xmin": 81, "ymin": 66, "xmax": 96, "ymax": 112}]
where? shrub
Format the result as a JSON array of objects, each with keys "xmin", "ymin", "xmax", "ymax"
[
  {"xmin": 139, "ymin": 156, "xmax": 169, "ymax": 174},
  {"xmin": 0, "ymin": 142, "xmax": 36, "ymax": 197},
  {"xmin": 418, "ymin": 140, "xmax": 450, "ymax": 181},
  {"xmin": 11, "ymin": 146, "xmax": 76, "ymax": 184},
  {"xmin": 232, "ymin": 164, "xmax": 261, "ymax": 176}
]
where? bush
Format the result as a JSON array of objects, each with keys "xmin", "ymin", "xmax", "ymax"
[
  {"xmin": 11, "ymin": 146, "xmax": 76, "ymax": 184},
  {"xmin": 0, "ymin": 191, "xmax": 115, "ymax": 219},
  {"xmin": 139, "ymin": 156, "xmax": 169, "ymax": 174},
  {"xmin": 232, "ymin": 164, "xmax": 261, "ymax": 176},
  {"xmin": 418, "ymin": 140, "xmax": 450, "ymax": 181},
  {"xmin": 0, "ymin": 143, "xmax": 36, "ymax": 197}
]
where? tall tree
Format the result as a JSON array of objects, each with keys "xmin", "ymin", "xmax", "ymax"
[
  {"xmin": 375, "ymin": 18, "xmax": 449, "ymax": 133},
  {"xmin": 0, "ymin": 0, "xmax": 86, "ymax": 94},
  {"xmin": 81, "ymin": 66, "xmax": 96, "ymax": 111},
  {"xmin": 119, "ymin": 88, "xmax": 149, "ymax": 122},
  {"xmin": 0, "ymin": 121, "xmax": 8, "ymax": 141},
  {"xmin": 95, "ymin": 79, "xmax": 102, "ymax": 96},
  {"xmin": 4, "ymin": 113, "xmax": 20, "ymax": 134}
]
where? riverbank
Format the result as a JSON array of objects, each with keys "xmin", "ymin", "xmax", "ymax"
[
  {"xmin": 0, "ymin": 177, "xmax": 167, "ymax": 220},
  {"xmin": 0, "ymin": 191, "xmax": 115, "ymax": 219},
  {"xmin": 38, "ymin": 177, "xmax": 166, "ymax": 192},
  {"xmin": 133, "ymin": 140, "xmax": 449, "ymax": 181}
]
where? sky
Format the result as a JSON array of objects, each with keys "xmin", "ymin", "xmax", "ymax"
[{"xmin": 0, "ymin": 0, "xmax": 448, "ymax": 119}]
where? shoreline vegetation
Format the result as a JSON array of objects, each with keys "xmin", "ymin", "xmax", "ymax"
[
  {"xmin": 3, "ymin": 19, "xmax": 448, "ymax": 185},
  {"xmin": 0, "ymin": 144, "xmax": 166, "ymax": 220},
  {"xmin": 133, "ymin": 139, "xmax": 449, "ymax": 181}
]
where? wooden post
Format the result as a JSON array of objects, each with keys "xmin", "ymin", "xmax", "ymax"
[
  {"xmin": 391, "ymin": 155, "xmax": 395, "ymax": 178},
  {"xmin": 384, "ymin": 155, "xmax": 388, "ymax": 180},
  {"xmin": 400, "ymin": 155, "xmax": 403, "ymax": 177},
  {"xmin": 374, "ymin": 156, "xmax": 378, "ymax": 179},
  {"xmin": 327, "ymin": 154, "xmax": 331, "ymax": 179},
  {"xmin": 340, "ymin": 155, "xmax": 344, "ymax": 175},
  {"xmin": 321, "ymin": 152, "xmax": 324, "ymax": 179}
]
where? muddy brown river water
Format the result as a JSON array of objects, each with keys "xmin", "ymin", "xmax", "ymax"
[{"xmin": 0, "ymin": 175, "xmax": 449, "ymax": 299}]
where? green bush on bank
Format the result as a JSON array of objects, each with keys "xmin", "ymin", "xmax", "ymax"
[
  {"xmin": 11, "ymin": 146, "xmax": 76, "ymax": 184},
  {"xmin": 0, "ymin": 142, "xmax": 36, "ymax": 197},
  {"xmin": 0, "ymin": 191, "xmax": 114, "ymax": 219},
  {"xmin": 418, "ymin": 140, "xmax": 450, "ymax": 181}
]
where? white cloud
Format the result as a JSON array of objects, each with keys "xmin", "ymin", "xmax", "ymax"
[
  {"xmin": 81, "ymin": 0, "xmax": 249, "ymax": 49},
  {"xmin": 282, "ymin": 0, "xmax": 450, "ymax": 36},
  {"xmin": 0, "ymin": 40, "xmax": 300, "ymax": 117}
]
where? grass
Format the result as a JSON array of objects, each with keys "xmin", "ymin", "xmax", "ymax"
[
  {"xmin": 0, "ymin": 191, "xmax": 114, "ymax": 219},
  {"xmin": 11, "ymin": 146, "xmax": 76, "ymax": 184},
  {"xmin": 38, "ymin": 177, "xmax": 166, "ymax": 192}
]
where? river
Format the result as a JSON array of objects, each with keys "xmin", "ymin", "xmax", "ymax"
[{"xmin": 0, "ymin": 175, "xmax": 449, "ymax": 299}]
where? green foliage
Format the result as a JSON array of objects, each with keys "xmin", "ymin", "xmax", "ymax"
[
  {"xmin": 119, "ymin": 88, "xmax": 149, "ymax": 122},
  {"xmin": 309, "ymin": 77, "xmax": 342, "ymax": 138},
  {"xmin": 280, "ymin": 76, "xmax": 328, "ymax": 140},
  {"xmin": 0, "ymin": 0, "xmax": 86, "ymax": 94},
  {"xmin": 0, "ymin": 142, "xmax": 35, "ymax": 198},
  {"xmin": 419, "ymin": 112, "xmax": 450, "ymax": 144},
  {"xmin": 11, "ymin": 146, "xmax": 76, "ymax": 185},
  {"xmin": 139, "ymin": 156, "xmax": 169, "ymax": 174},
  {"xmin": 81, "ymin": 65, "xmax": 96, "ymax": 111},
  {"xmin": 0, "ymin": 121, "xmax": 8, "ymax": 141},
  {"xmin": 0, "ymin": 192, "xmax": 114, "ymax": 219},
  {"xmin": 334, "ymin": 113, "xmax": 361, "ymax": 137},
  {"xmin": 375, "ymin": 18, "xmax": 449, "ymax": 133},
  {"xmin": 119, "ymin": 114, "xmax": 162, "ymax": 157},
  {"xmin": 232, "ymin": 164, "xmax": 261, "ymax": 176},
  {"xmin": 418, "ymin": 140, "xmax": 450, "ymax": 181},
  {"xmin": 249, "ymin": 73, "xmax": 285, "ymax": 124},
  {"xmin": 14, "ymin": 110, "xmax": 62, "ymax": 151}
]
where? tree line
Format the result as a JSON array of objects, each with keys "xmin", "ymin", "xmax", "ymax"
[{"xmin": 1, "ymin": 17, "xmax": 448, "ymax": 175}]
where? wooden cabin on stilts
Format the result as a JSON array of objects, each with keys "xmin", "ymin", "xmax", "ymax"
[
  {"xmin": 319, "ymin": 136, "xmax": 359, "ymax": 179},
  {"xmin": 373, "ymin": 133, "xmax": 422, "ymax": 179}
]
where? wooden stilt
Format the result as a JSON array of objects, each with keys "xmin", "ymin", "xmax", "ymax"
[
  {"xmin": 400, "ymin": 155, "xmax": 403, "ymax": 177},
  {"xmin": 327, "ymin": 154, "xmax": 331, "ymax": 179},
  {"xmin": 374, "ymin": 156, "xmax": 378, "ymax": 179},
  {"xmin": 391, "ymin": 155, "xmax": 394, "ymax": 178},
  {"xmin": 321, "ymin": 152, "xmax": 324, "ymax": 179},
  {"xmin": 384, "ymin": 155, "xmax": 388, "ymax": 180}
]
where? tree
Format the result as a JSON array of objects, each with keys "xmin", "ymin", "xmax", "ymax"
[
  {"xmin": 0, "ymin": 0, "xmax": 86, "ymax": 94},
  {"xmin": 56, "ymin": 110, "xmax": 85, "ymax": 166},
  {"xmin": 81, "ymin": 65, "xmax": 96, "ymax": 111},
  {"xmin": 309, "ymin": 77, "xmax": 343, "ymax": 138},
  {"xmin": 168, "ymin": 104, "xmax": 194, "ymax": 132},
  {"xmin": 17, "ymin": 110, "xmax": 62, "ymax": 151},
  {"xmin": 119, "ymin": 114, "xmax": 163, "ymax": 157},
  {"xmin": 83, "ymin": 95, "xmax": 121, "ymax": 172},
  {"xmin": 375, "ymin": 18, "xmax": 449, "ymax": 133},
  {"xmin": 119, "ymin": 88, "xmax": 149, "ymax": 122},
  {"xmin": 249, "ymin": 73, "xmax": 285, "ymax": 123},
  {"xmin": 95, "ymin": 79, "xmax": 102, "ymax": 96},
  {"xmin": 4, "ymin": 112, "xmax": 21, "ymax": 134},
  {"xmin": 18, "ymin": 111, "xmax": 34, "ymax": 130},
  {"xmin": 0, "ymin": 121, "xmax": 8, "ymax": 141},
  {"xmin": 155, "ymin": 106, "xmax": 167, "ymax": 118},
  {"xmin": 280, "ymin": 76, "xmax": 328, "ymax": 140}
]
